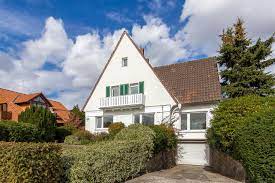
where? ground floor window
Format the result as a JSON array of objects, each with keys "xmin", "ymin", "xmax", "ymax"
[
  {"xmin": 96, "ymin": 115, "xmax": 113, "ymax": 129},
  {"xmin": 133, "ymin": 113, "xmax": 154, "ymax": 125},
  {"xmin": 181, "ymin": 112, "xmax": 207, "ymax": 131}
]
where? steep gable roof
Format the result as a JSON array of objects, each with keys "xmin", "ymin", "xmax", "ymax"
[
  {"xmin": 154, "ymin": 58, "xmax": 221, "ymax": 105},
  {"xmin": 49, "ymin": 100, "xmax": 70, "ymax": 123}
]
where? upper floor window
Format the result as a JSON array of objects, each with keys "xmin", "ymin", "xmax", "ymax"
[
  {"xmin": 111, "ymin": 86, "xmax": 120, "ymax": 96},
  {"xmin": 122, "ymin": 57, "xmax": 128, "ymax": 67},
  {"xmin": 0, "ymin": 103, "xmax": 7, "ymax": 111},
  {"xmin": 130, "ymin": 83, "xmax": 139, "ymax": 94},
  {"xmin": 106, "ymin": 81, "xmax": 144, "ymax": 97}
]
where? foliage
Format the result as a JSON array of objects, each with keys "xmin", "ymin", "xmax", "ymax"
[
  {"xmin": 55, "ymin": 126, "xmax": 72, "ymax": 142},
  {"xmin": 62, "ymin": 123, "xmax": 79, "ymax": 134},
  {"xmin": 108, "ymin": 122, "xmax": 125, "ymax": 137},
  {"xmin": 0, "ymin": 142, "xmax": 62, "ymax": 183},
  {"xmin": 115, "ymin": 124, "xmax": 155, "ymax": 141},
  {"xmin": 207, "ymin": 95, "xmax": 275, "ymax": 155},
  {"xmin": 234, "ymin": 109, "xmax": 275, "ymax": 183},
  {"xmin": 69, "ymin": 105, "xmax": 85, "ymax": 127},
  {"xmin": 18, "ymin": 106, "xmax": 56, "ymax": 141},
  {"xmin": 149, "ymin": 124, "xmax": 177, "ymax": 154},
  {"xmin": 64, "ymin": 130, "xmax": 95, "ymax": 145},
  {"xmin": 218, "ymin": 18, "xmax": 275, "ymax": 98},
  {"xmin": 61, "ymin": 125, "xmax": 154, "ymax": 183},
  {"xmin": 0, "ymin": 121, "xmax": 46, "ymax": 142}
]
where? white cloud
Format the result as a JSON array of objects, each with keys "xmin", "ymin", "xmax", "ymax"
[
  {"xmin": 180, "ymin": 0, "xmax": 275, "ymax": 56},
  {"xmin": 132, "ymin": 16, "xmax": 188, "ymax": 66}
]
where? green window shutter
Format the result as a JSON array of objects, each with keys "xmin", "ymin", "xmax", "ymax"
[
  {"xmin": 120, "ymin": 84, "xmax": 124, "ymax": 95},
  {"xmin": 106, "ymin": 86, "xmax": 110, "ymax": 97},
  {"xmin": 139, "ymin": 81, "xmax": 144, "ymax": 94},
  {"xmin": 125, "ymin": 84, "xmax": 129, "ymax": 95}
]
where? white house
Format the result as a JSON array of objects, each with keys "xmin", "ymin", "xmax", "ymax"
[{"xmin": 83, "ymin": 31, "xmax": 221, "ymax": 166}]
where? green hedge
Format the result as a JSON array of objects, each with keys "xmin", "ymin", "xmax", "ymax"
[
  {"xmin": 149, "ymin": 124, "xmax": 177, "ymax": 154},
  {"xmin": 207, "ymin": 95, "xmax": 275, "ymax": 154},
  {"xmin": 235, "ymin": 109, "xmax": 275, "ymax": 182},
  {"xmin": 0, "ymin": 142, "xmax": 62, "ymax": 183},
  {"xmin": 0, "ymin": 121, "xmax": 43, "ymax": 142},
  {"xmin": 55, "ymin": 126, "xmax": 72, "ymax": 142},
  {"xmin": 62, "ymin": 124, "xmax": 155, "ymax": 183},
  {"xmin": 108, "ymin": 122, "xmax": 125, "ymax": 137}
]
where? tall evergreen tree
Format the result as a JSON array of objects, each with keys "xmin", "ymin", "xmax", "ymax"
[{"xmin": 219, "ymin": 18, "xmax": 275, "ymax": 98}]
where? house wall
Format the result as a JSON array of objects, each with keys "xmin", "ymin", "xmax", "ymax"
[{"xmin": 83, "ymin": 34, "xmax": 176, "ymax": 113}]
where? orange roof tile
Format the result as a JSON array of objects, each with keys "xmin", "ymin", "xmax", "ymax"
[{"xmin": 49, "ymin": 100, "xmax": 70, "ymax": 123}]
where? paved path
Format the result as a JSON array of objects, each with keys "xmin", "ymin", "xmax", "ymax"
[{"xmin": 127, "ymin": 165, "xmax": 242, "ymax": 183}]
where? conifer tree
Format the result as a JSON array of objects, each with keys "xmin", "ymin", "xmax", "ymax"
[{"xmin": 219, "ymin": 18, "xmax": 275, "ymax": 97}]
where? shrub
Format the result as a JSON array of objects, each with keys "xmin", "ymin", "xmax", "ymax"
[
  {"xmin": 62, "ymin": 125, "xmax": 155, "ymax": 183},
  {"xmin": 64, "ymin": 130, "xmax": 95, "ymax": 145},
  {"xmin": 0, "ymin": 121, "xmax": 43, "ymax": 142},
  {"xmin": 108, "ymin": 122, "xmax": 125, "ymax": 137},
  {"xmin": 0, "ymin": 142, "xmax": 62, "ymax": 183},
  {"xmin": 55, "ymin": 126, "xmax": 72, "ymax": 142},
  {"xmin": 234, "ymin": 109, "xmax": 275, "ymax": 182},
  {"xmin": 149, "ymin": 124, "xmax": 177, "ymax": 154},
  {"xmin": 207, "ymin": 95, "xmax": 275, "ymax": 154},
  {"xmin": 19, "ymin": 106, "xmax": 57, "ymax": 141},
  {"xmin": 115, "ymin": 124, "xmax": 155, "ymax": 141}
]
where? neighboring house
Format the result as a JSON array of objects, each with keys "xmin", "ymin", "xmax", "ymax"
[
  {"xmin": 83, "ymin": 31, "xmax": 221, "ymax": 166},
  {"xmin": 0, "ymin": 88, "xmax": 70, "ymax": 126}
]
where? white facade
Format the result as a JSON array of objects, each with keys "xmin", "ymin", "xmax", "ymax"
[{"xmin": 83, "ymin": 32, "xmax": 217, "ymax": 165}]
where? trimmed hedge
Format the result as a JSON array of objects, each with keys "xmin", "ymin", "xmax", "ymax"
[
  {"xmin": 0, "ymin": 121, "xmax": 42, "ymax": 142},
  {"xmin": 55, "ymin": 126, "xmax": 72, "ymax": 142},
  {"xmin": 207, "ymin": 95, "xmax": 275, "ymax": 154},
  {"xmin": 149, "ymin": 124, "xmax": 177, "ymax": 154},
  {"xmin": 235, "ymin": 109, "xmax": 275, "ymax": 182},
  {"xmin": 0, "ymin": 142, "xmax": 62, "ymax": 183},
  {"xmin": 62, "ymin": 124, "xmax": 155, "ymax": 183}
]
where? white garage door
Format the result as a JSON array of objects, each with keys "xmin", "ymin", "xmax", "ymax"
[{"xmin": 177, "ymin": 142, "xmax": 209, "ymax": 165}]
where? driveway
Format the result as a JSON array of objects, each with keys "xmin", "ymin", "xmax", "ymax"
[{"xmin": 127, "ymin": 165, "xmax": 242, "ymax": 183}]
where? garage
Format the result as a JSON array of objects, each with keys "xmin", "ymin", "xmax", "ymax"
[{"xmin": 177, "ymin": 141, "xmax": 209, "ymax": 166}]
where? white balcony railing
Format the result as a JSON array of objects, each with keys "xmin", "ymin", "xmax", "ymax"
[{"xmin": 100, "ymin": 93, "xmax": 145, "ymax": 109}]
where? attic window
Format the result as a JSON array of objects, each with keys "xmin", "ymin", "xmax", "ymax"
[{"xmin": 122, "ymin": 57, "xmax": 128, "ymax": 67}]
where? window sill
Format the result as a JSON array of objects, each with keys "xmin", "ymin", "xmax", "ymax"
[
  {"xmin": 95, "ymin": 128, "xmax": 108, "ymax": 131},
  {"xmin": 178, "ymin": 130, "xmax": 206, "ymax": 133}
]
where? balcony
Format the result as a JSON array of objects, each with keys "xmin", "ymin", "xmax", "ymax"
[
  {"xmin": 100, "ymin": 93, "xmax": 145, "ymax": 109},
  {"xmin": 0, "ymin": 111, "xmax": 12, "ymax": 120}
]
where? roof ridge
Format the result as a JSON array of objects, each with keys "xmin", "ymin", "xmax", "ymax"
[
  {"xmin": 153, "ymin": 57, "xmax": 217, "ymax": 69},
  {"xmin": 0, "ymin": 88, "xmax": 41, "ymax": 96}
]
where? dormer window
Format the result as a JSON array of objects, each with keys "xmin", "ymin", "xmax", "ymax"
[{"xmin": 122, "ymin": 57, "xmax": 128, "ymax": 67}]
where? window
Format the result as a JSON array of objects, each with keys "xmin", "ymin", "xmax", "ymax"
[
  {"xmin": 122, "ymin": 57, "xmax": 128, "ymax": 67},
  {"xmin": 134, "ymin": 114, "xmax": 140, "ymax": 124},
  {"xmin": 142, "ymin": 113, "xmax": 154, "ymax": 125},
  {"xmin": 190, "ymin": 113, "xmax": 206, "ymax": 130},
  {"xmin": 181, "ymin": 113, "xmax": 187, "ymax": 130},
  {"xmin": 130, "ymin": 83, "xmax": 139, "ymax": 94},
  {"xmin": 0, "ymin": 103, "xmax": 7, "ymax": 111},
  {"xmin": 111, "ymin": 86, "xmax": 120, "ymax": 96},
  {"xmin": 96, "ymin": 116, "xmax": 113, "ymax": 129},
  {"xmin": 181, "ymin": 112, "xmax": 207, "ymax": 131},
  {"xmin": 133, "ymin": 113, "xmax": 154, "ymax": 125}
]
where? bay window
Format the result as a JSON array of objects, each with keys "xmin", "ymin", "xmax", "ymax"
[
  {"xmin": 133, "ymin": 113, "xmax": 154, "ymax": 125},
  {"xmin": 96, "ymin": 115, "xmax": 113, "ymax": 129}
]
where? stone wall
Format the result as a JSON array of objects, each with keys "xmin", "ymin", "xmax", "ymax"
[
  {"xmin": 146, "ymin": 149, "xmax": 176, "ymax": 172},
  {"xmin": 210, "ymin": 148, "xmax": 246, "ymax": 182}
]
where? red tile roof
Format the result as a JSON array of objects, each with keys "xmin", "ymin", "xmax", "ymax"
[
  {"xmin": 154, "ymin": 58, "xmax": 221, "ymax": 105},
  {"xmin": 49, "ymin": 100, "xmax": 70, "ymax": 123}
]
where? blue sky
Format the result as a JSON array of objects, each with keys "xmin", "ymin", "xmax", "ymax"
[{"xmin": 0, "ymin": 0, "xmax": 274, "ymax": 108}]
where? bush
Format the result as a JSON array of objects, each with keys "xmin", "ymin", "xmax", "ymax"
[
  {"xmin": 207, "ymin": 95, "xmax": 275, "ymax": 154},
  {"xmin": 0, "ymin": 121, "xmax": 43, "ymax": 142},
  {"xmin": 235, "ymin": 109, "xmax": 275, "ymax": 182},
  {"xmin": 115, "ymin": 124, "xmax": 155, "ymax": 141},
  {"xmin": 149, "ymin": 124, "xmax": 177, "ymax": 154},
  {"xmin": 55, "ymin": 126, "xmax": 72, "ymax": 142},
  {"xmin": 0, "ymin": 142, "xmax": 62, "ymax": 183},
  {"xmin": 64, "ymin": 130, "xmax": 95, "ymax": 145},
  {"xmin": 62, "ymin": 125, "xmax": 154, "ymax": 183},
  {"xmin": 108, "ymin": 122, "xmax": 125, "ymax": 137},
  {"xmin": 19, "ymin": 106, "xmax": 57, "ymax": 141}
]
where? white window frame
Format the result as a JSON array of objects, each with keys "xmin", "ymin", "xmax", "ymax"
[
  {"xmin": 180, "ymin": 111, "xmax": 208, "ymax": 132},
  {"xmin": 129, "ymin": 83, "xmax": 139, "ymax": 95},
  {"xmin": 95, "ymin": 115, "xmax": 113, "ymax": 129},
  {"xmin": 122, "ymin": 57, "xmax": 128, "ymax": 67},
  {"xmin": 111, "ymin": 86, "xmax": 120, "ymax": 97},
  {"xmin": 132, "ymin": 113, "xmax": 155, "ymax": 125}
]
